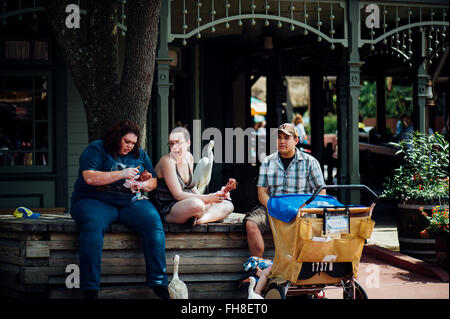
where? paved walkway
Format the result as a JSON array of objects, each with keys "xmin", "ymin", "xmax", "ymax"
[
  {"xmin": 324, "ymin": 220, "xmax": 450, "ymax": 299},
  {"xmin": 367, "ymin": 221, "xmax": 400, "ymax": 251},
  {"xmin": 234, "ymin": 211, "xmax": 449, "ymax": 299},
  {"xmin": 324, "ymin": 254, "xmax": 449, "ymax": 299}
]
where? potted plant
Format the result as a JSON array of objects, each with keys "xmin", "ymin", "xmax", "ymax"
[
  {"xmin": 420, "ymin": 206, "xmax": 449, "ymax": 269},
  {"xmin": 381, "ymin": 132, "xmax": 449, "ymax": 261}
]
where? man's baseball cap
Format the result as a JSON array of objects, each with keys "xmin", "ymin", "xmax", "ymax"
[{"xmin": 278, "ymin": 123, "xmax": 299, "ymax": 137}]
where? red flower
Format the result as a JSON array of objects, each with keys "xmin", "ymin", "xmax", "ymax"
[{"xmin": 420, "ymin": 229, "xmax": 430, "ymax": 238}]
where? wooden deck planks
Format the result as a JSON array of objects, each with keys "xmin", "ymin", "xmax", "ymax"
[{"xmin": 0, "ymin": 213, "xmax": 274, "ymax": 299}]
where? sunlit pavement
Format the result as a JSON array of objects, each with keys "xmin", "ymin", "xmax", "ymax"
[
  {"xmin": 320, "ymin": 254, "xmax": 449, "ymax": 299},
  {"xmin": 321, "ymin": 222, "xmax": 449, "ymax": 299},
  {"xmin": 367, "ymin": 221, "xmax": 400, "ymax": 251}
]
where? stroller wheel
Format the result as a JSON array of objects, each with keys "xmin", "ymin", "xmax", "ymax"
[
  {"xmin": 343, "ymin": 281, "xmax": 368, "ymax": 299},
  {"xmin": 264, "ymin": 283, "xmax": 286, "ymax": 299}
]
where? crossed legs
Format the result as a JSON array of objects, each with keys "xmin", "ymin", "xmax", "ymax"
[{"xmin": 165, "ymin": 197, "xmax": 234, "ymax": 225}]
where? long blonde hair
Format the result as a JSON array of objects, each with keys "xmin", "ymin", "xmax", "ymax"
[{"xmin": 293, "ymin": 114, "xmax": 303, "ymax": 125}]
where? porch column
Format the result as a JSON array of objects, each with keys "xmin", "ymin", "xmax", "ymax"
[
  {"xmin": 376, "ymin": 74, "xmax": 386, "ymax": 136},
  {"xmin": 338, "ymin": 0, "xmax": 363, "ymax": 203},
  {"xmin": 310, "ymin": 72, "xmax": 324, "ymax": 168},
  {"xmin": 442, "ymin": 92, "xmax": 448, "ymax": 136},
  {"xmin": 412, "ymin": 32, "xmax": 427, "ymax": 133},
  {"xmin": 336, "ymin": 52, "xmax": 349, "ymax": 190},
  {"xmin": 413, "ymin": 62, "xmax": 427, "ymax": 134},
  {"xmin": 155, "ymin": 0, "xmax": 171, "ymax": 159},
  {"xmin": 266, "ymin": 55, "xmax": 286, "ymax": 146}
]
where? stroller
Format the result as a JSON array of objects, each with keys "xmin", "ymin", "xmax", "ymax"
[{"xmin": 263, "ymin": 185, "xmax": 378, "ymax": 299}]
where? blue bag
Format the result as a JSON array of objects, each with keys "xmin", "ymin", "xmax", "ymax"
[{"xmin": 267, "ymin": 194, "xmax": 345, "ymax": 223}]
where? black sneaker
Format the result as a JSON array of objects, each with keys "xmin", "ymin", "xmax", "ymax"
[{"xmin": 151, "ymin": 285, "xmax": 170, "ymax": 299}]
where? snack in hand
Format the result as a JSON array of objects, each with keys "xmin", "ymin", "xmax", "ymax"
[
  {"xmin": 216, "ymin": 178, "xmax": 238, "ymax": 200},
  {"xmin": 136, "ymin": 169, "xmax": 152, "ymax": 181},
  {"xmin": 223, "ymin": 178, "xmax": 237, "ymax": 193},
  {"xmin": 123, "ymin": 169, "xmax": 152, "ymax": 194}
]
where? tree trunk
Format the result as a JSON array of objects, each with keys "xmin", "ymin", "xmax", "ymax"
[{"xmin": 43, "ymin": 0, "xmax": 161, "ymax": 142}]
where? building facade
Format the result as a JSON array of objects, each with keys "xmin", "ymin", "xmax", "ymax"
[{"xmin": 0, "ymin": 0, "xmax": 448, "ymax": 212}]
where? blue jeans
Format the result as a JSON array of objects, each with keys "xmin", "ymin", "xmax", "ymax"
[{"xmin": 70, "ymin": 198, "xmax": 168, "ymax": 291}]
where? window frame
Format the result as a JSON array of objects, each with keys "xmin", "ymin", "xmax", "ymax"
[
  {"xmin": 0, "ymin": 69, "xmax": 54, "ymax": 173},
  {"xmin": 0, "ymin": 37, "xmax": 53, "ymax": 65}
]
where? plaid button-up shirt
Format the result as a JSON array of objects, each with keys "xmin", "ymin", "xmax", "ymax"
[{"xmin": 257, "ymin": 148, "xmax": 325, "ymax": 196}]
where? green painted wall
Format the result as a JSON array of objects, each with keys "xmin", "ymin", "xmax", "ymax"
[
  {"xmin": 0, "ymin": 181, "xmax": 55, "ymax": 208},
  {"xmin": 66, "ymin": 74, "xmax": 88, "ymax": 211}
]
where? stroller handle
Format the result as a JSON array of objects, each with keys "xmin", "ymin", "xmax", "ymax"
[{"xmin": 300, "ymin": 184, "xmax": 379, "ymax": 209}]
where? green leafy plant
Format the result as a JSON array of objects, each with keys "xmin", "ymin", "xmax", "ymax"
[
  {"xmin": 359, "ymin": 80, "xmax": 412, "ymax": 119},
  {"xmin": 420, "ymin": 206, "xmax": 449, "ymax": 237},
  {"xmin": 359, "ymin": 81, "xmax": 377, "ymax": 118},
  {"xmin": 324, "ymin": 113, "xmax": 337, "ymax": 134},
  {"xmin": 381, "ymin": 132, "xmax": 449, "ymax": 202},
  {"xmin": 359, "ymin": 81, "xmax": 376, "ymax": 118},
  {"xmin": 385, "ymin": 85, "xmax": 412, "ymax": 118}
]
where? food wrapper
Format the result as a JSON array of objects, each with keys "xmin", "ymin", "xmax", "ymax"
[
  {"xmin": 214, "ymin": 178, "xmax": 237, "ymax": 200},
  {"xmin": 123, "ymin": 179, "xmax": 146, "ymax": 193},
  {"xmin": 123, "ymin": 176, "xmax": 148, "ymax": 202},
  {"xmin": 215, "ymin": 187, "xmax": 231, "ymax": 200}
]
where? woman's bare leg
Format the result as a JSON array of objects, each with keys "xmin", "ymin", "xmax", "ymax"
[
  {"xmin": 165, "ymin": 197, "xmax": 206, "ymax": 224},
  {"xmin": 196, "ymin": 200, "xmax": 234, "ymax": 224}
]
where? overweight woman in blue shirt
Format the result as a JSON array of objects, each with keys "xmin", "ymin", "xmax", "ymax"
[{"xmin": 71, "ymin": 120, "xmax": 169, "ymax": 299}]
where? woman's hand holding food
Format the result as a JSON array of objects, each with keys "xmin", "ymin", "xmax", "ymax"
[
  {"xmin": 119, "ymin": 167, "xmax": 141, "ymax": 180},
  {"xmin": 203, "ymin": 193, "xmax": 226, "ymax": 204}
]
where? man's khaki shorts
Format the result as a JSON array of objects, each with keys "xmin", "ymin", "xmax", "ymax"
[{"xmin": 243, "ymin": 204, "xmax": 271, "ymax": 233}]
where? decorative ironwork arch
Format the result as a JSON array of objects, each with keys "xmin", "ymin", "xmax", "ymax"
[
  {"xmin": 169, "ymin": 13, "xmax": 348, "ymax": 47},
  {"xmin": 168, "ymin": 0, "xmax": 348, "ymax": 49},
  {"xmin": 358, "ymin": 2, "xmax": 449, "ymax": 66},
  {"xmin": 361, "ymin": 21, "xmax": 448, "ymax": 46},
  {"xmin": 0, "ymin": 7, "xmax": 45, "ymax": 20},
  {"xmin": 0, "ymin": 1, "xmax": 127, "ymax": 33}
]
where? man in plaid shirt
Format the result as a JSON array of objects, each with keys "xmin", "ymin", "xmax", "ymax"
[{"xmin": 244, "ymin": 123, "xmax": 326, "ymax": 258}]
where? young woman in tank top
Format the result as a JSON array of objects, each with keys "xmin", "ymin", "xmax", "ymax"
[{"xmin": 152, "ymin": 126, "xmax": 234, "ymax": 226}]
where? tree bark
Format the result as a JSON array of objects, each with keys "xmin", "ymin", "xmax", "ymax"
[{"xmin": 43, "ymin": 0, "xmax": 161, "ymax": 142}]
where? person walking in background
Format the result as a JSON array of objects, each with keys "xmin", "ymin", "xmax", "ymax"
[
  {"xmin": 396, "ymin": 114, "xmax": 414, "ymax": 142},
  {"xmin": 396, "ymin": 114, "xmax": 407, "ymax": 136},
  {"xmin": 293, "ymin": 114, "xmax": 308, "ymax": 144}
]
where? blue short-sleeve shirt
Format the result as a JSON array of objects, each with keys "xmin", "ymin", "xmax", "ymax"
[{"xmin": 71, "ymin": 140, "xmax": 156, "ymax": 206}]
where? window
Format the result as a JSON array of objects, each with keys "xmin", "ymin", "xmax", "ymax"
[
  {"xmin": 3, "ymin": 40, "xmax": 50, "ymax": 62},
  {"xmin": 0, "ymin": 72, "xmax": 52, "ymax": 171}
]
